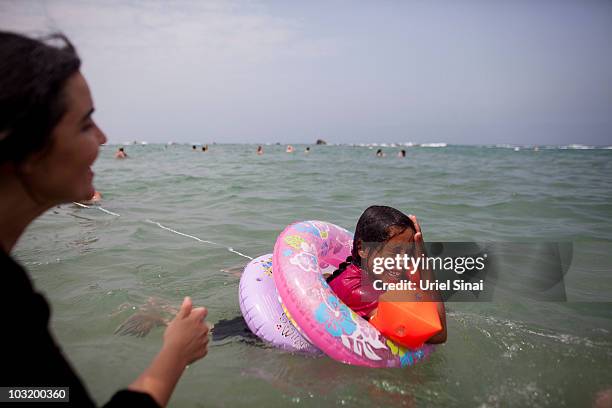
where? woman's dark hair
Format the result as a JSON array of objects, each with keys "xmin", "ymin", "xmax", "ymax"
[
  {"xmin": 328, "ymin": 205, "xmax": 415, "ymax": 282},
  {"xmin": 0, "ymin": 31, "xmax": 81, "ymax": 166}
]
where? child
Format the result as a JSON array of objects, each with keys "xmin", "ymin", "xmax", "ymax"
[{"xmin": 327, "ymin": 205, "xmax": 447, "ymax": 344}]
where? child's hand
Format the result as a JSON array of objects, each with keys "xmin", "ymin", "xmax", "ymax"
[
  {"xmin": 408, "ymin": 214, "xmax": 425, "ymax": 258},
  {"xmin": 408, "ymin": 214, "xmax": 426, "ymax": 284}
]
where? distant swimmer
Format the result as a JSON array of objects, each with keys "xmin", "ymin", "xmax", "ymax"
[
  {"xmin": 398, "ymin": 149, "xmax": 406, "ymax": 158},
  {"xmin": 192, "ymin": 145, "xmax": 197, "ymax": 151},
  {"xmin": 202, "ymin": 144, "xmax": 209, "ymax": 152},
  {"xmin": 115, "ymin": 147, "xmax": 127, "ymax": 159},
  {"xmin": 305, "ymin": 147, "xmax": 310, "ymax": 154},
  {"xmin": 286, "ymin": 145, "xmax": 294, "ymax": 153},
  {"xmin": 376, "ymin": 149, "xmax": 385, "ymax": 157},
  {"xmin": 256, "ymin": 145, "xmax": 264, "ymax": 155}
]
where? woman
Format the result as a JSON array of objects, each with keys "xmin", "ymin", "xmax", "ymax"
[{"xmin": 0, "ymin": 31, "xmax": 210, "ymax": 407}]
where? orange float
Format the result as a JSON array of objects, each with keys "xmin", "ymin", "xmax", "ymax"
[{"xmin": 370, "ymin": 299, "xmax": 442, "ymax": 349}]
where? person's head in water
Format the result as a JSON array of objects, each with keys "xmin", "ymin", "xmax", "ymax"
[
  {"xmin": 351, "ymin": 205, "xmax": 417, "ymax": 277},
  {"xmin": 0, "ymin": 31, "xmax": 106, "ymax": 204},
  {"xmin": 256, "ymin": 145, "xmax": 263, "ymax": 155},
  {"xmin": 399, "ymin": 149, "xmax": 406, "ymax": 158},
  {"xmin": 376, "ymin": 149, "xmax": 384, "ymax": 157},
  {"xmin": 115, "ymin": 147, "xmax": 126, "ymax": 159},
  {"xmin": 305, "ymin": 147, "xmax": 310, "ymax": 153},
  {"xmin": 192, "ymin": 145, "xmax": 196, "ymax": 150}
]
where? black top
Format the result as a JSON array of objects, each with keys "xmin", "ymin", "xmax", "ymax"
[{"xmin": 0, "ymin": 250, "xmax": 160, "ymax": 407}]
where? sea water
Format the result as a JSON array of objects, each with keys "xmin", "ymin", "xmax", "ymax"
[{"xmin": 14, "ymin": 143, "xmax": 612, "ymax": 407}]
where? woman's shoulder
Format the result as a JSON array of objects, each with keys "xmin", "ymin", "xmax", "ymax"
[
  {"xmin": 1, "ymin": 250, "xmax": 35, "ymax": 294},
  {"xmin": 1, "ymin": 251, "xmax": 52, "ymax": 327}
]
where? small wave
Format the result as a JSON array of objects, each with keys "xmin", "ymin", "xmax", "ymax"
[
  {"xmin": 420, "ymin": 142, "xmax": 447, "ymax": 148},
  {"xmin": 559, "ymin": 144, "xmax": 596, "ymax": 150},
  {"xmin": 451, "ymin": 310, "xmax": 612, "ymax": 350}
]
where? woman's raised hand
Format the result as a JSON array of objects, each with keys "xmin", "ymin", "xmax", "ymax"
[{"xmin": 163, "ymin": 297, "xmax": 211, "ymax": 365}]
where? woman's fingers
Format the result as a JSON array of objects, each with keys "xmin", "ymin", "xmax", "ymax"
[
  {"xmin": 191, "ymin": 307, "xmax": 208, "ymax": 322},
  {"xmin": 178, "ymin": 296, "xmax": 192, "ymax": 318}
]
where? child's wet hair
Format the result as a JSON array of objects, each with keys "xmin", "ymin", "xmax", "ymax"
[
  {"xmin": 328, "ymin": 205, "xmax": 415, "ymax": 282},
  {"xmin": 351, "ymin": 205, "xmax": 416, "ymax": 265}
]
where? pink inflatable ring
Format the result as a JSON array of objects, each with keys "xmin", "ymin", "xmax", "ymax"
[{"xmin": 272, "ymin": 220, "xmax": 434, "ymax": 368}]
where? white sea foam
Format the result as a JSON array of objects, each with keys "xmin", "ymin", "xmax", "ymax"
[{"xmin": 559, "ymin": 144, "xmax": 595, "ymax": 150}]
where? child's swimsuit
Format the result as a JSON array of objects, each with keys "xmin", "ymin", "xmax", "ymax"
[{"xmin": 326, "ymin": 263, "xmax": 383, "ymax": 319}]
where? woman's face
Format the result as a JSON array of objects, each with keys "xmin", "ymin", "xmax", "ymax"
[
  {"xmin": 22, "ymin": 72, "xmax": 107, "ymax": 205},
  {"xmin": 360, "ymin": 226, "xmax": 416, "ymax": 282}
]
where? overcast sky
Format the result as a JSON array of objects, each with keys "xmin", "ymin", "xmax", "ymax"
[{"xmin": 1, "ymin": 0, "xmax": 611, "ymax": 145}]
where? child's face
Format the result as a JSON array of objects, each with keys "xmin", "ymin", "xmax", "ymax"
[{"xmin": 360, "ymin": 226, "xmax": 417, "ymax": 282}]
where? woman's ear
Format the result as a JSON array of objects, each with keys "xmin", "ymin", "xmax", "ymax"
[{"xmin": 18, "ymin": 150, "xmax": 46, "ymax": 176}]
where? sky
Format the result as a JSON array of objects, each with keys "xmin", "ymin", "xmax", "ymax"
[{"xmin": 1, "ymin": 0, "xmax": 611, "ymax": 145}]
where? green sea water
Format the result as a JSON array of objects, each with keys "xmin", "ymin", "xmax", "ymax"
[{"xmin": 14, "ymin": 144, "xmax": 612, "ymax": 407}]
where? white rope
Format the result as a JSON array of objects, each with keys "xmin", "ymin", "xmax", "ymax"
[
  {"xmin": 72, "ymin": 202, "xmax": 120, "ymax": 217},
  {"xmin": 145, "ymin": 219, "xmax": 216, "ymax": 245},
  {"xmin": 71, "ymin": 202, "xmax": 252, "ymax": 260},
  {"xmin": 226, "ymin": 247, "xmax": 254, "ymax": 260},
  {"xmin": 145, "ymin": 220, "xmax": 253, "ymax": 260}
]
